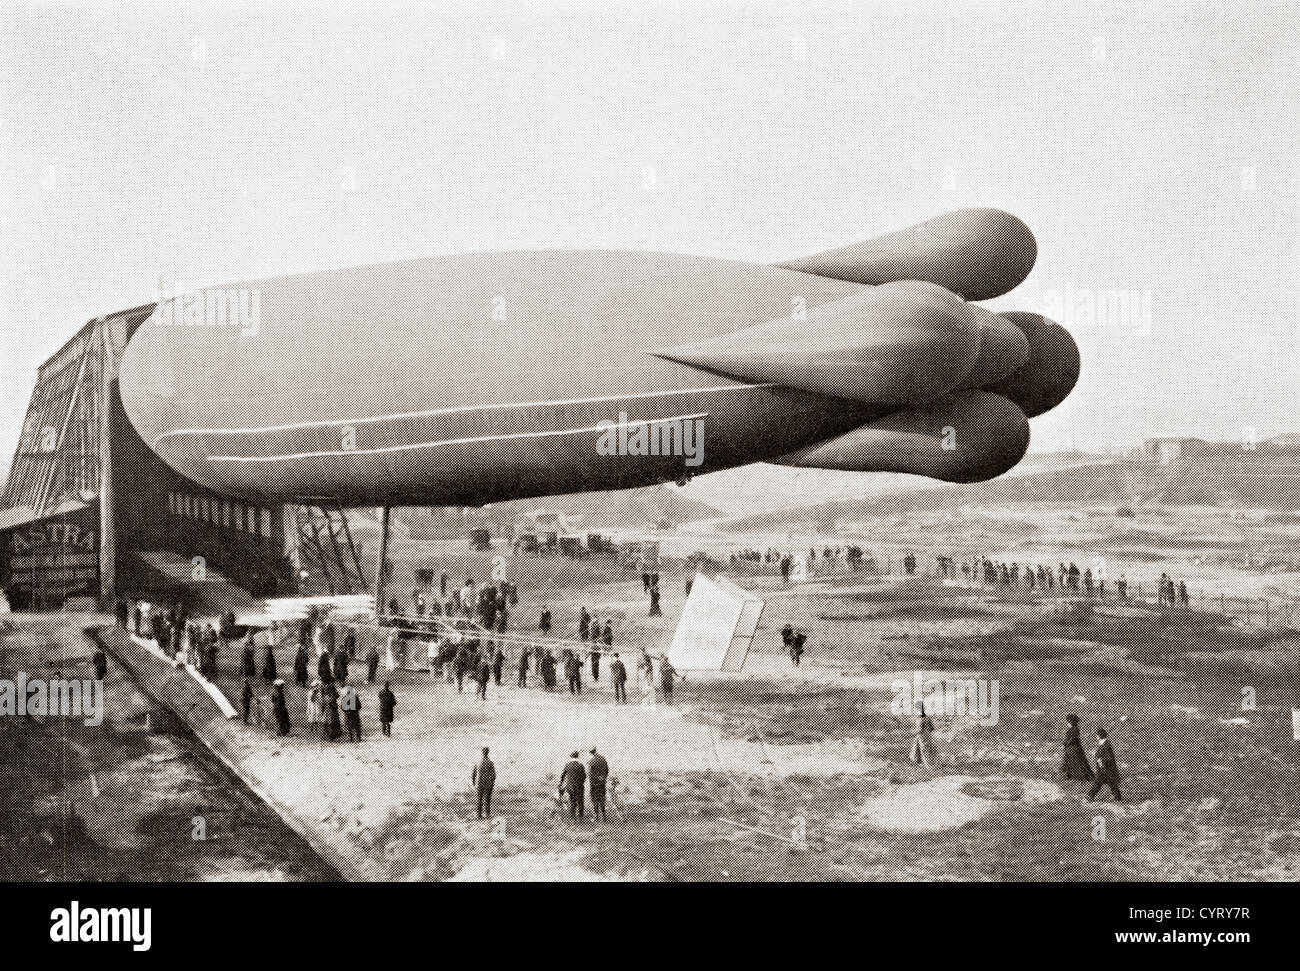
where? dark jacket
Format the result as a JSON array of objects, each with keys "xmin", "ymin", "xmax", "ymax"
[
  {"xmin": 318, "ymin": 651, "xmax": 334, "ymax": 683},
  {"xmin": 588, "ymin": 754, "xmax": 609, "ymax": 790},
  {"xmin": 378, "ymin": 687, "xmax": 396, "ymax": 721},
  {"xmin": 610, "ymin": 659, "xmax": 627, "ymax": 684},
  {"xmin": 473, "ymin": 757, "xmax": 496, "ymax": 791},
  {"xmin": 1094, "ymin": 738, "xmax": 1121, "ymax": 783},
  {"xmin": 560, "ymin": 759, "xmax": 586, "ymax": 794}
]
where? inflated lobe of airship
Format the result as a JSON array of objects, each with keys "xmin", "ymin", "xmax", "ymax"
[{"xmin": 117, "ymin": 208, "xmax": 1079, "ymax": 508}]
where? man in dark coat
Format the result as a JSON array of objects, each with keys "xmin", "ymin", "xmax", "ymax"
[
  {"xmin": 492, "ymin": 646, "xmax": 505, "ymax": 685},
  {"xmin": 294, "ymin": 644, "xmax": 310, "ymax": 687},
  {"xmin": 317, "ymin": 648, "xmax": 334, "ymax": 685},
  {"xmin": 659, "ymin": 655, "xmax": 677, "ymax": 704},
  {"xmin": 648, "ymin": 586, "xmax": 661, "ymax": 616},
  {"xmin": 541, "ymin": 650, "xmax": 557, "ymax": 690},
  {"xmin": 560, "ymin": 752, "xmax": 586, "ymax": 820},
  {"xmin": 378, "ymin": 682, "xmax": 396, "ymax": 736},
  {"xmin": 578, "ymin": 608, "xmax": 590, "ymax": 641},
  {"xmin": 539, "ymin": 607, "xmax": 552, "ymax": 635},
  {"xmin": 332, "ymin": 646, "xmax": 350, "ymax": 683},
  {"xmin": 565, "ymin": 652, "xmax": 582, "ymax": 695},
  {"xmin": 472, "ymin": 747, "xmax": 496, "ymax": 819},
  {"xmin": 241, "ymin": 640, "xmax": 257, "ymax": 679},
  {"xmin": 365, "ymin": 644, "xmax": 381, "ymax": 683},
  {"xmin": 1088, "ymin": 728, "xmax": 1123, "ymax": 801},
  {"xmin": 590, "ymin": 645, "xmax": 600, "ymax": 682},
  {"xmin": 475, "ymin": 656, "xmax": 491, "ymax": 700},
  {"xmin": 588, "ymin": 747, "xmax": 609, "ymax": 822},
  {"xmin": 518, "ymin": 647, "xmax": 531, "ymax": 688},
  {"xmin": 261, "ymin": 640, "xmax": 277, "ymax": 683},
  {"xmin": 240, "ymin": 679, "xmax": 254, "ymax": 724},
  {"xmin": 610, "ymin": 653, "xmax": 627, "ymax": 704},
  {"xmin": 340, "ymin": 683, "xmax": 362, "ymax": 742}
]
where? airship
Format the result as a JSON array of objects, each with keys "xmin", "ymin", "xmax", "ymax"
[{"xmin": 118, "ymin": 208, "xmax": 1079, "ymax": 508}]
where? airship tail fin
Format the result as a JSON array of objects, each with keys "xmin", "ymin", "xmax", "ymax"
[
  {"xmin": 775, "ymin": 390, "xmax": 1031, "ymax": 483},
  {"xmin": 776, "ymin": 207, "xmax": 1037, "ymax": 301}
]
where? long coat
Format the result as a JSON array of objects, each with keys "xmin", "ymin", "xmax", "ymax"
[{"xmin": 1061, "ymin": 724, "xmax": 1095, "ymax": 781}]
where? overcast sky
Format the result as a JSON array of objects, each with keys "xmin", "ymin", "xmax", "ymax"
[{"xmin": 2, "ymin": 0, "xmax": 1297, "ymax": 477}]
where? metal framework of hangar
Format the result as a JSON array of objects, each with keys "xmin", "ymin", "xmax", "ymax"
[{"xmin": 0, "ymin": 306, "xmax": 366, "ymax": 610}]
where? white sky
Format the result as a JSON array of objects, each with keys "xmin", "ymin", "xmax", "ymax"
[{"xmin": 2, "ymin": 0, "xmax": 1297, "ymax": 475}]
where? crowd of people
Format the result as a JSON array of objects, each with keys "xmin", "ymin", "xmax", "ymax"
[{"xmin": 949, "ymin": 555, "xmax": 1191, "ymax": 607}]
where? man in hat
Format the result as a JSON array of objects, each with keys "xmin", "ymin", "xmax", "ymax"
[
  {"xmin": 610, "ymin": 652, "xmax": 627, "ymax": 704},
  {"xmin": 472, "ymin": 747, "xmax": 496, "ymax": 819},
  {"xmin": 340, "ymin": 682, "xmax": 362, "ymax": 742},
  {"xmin": 1088, "ymin": 728, "xmax": 1124, "ymax": 802},
  {"xmin": 560, "ymin": 751, "xmax": 586, "ymax": 820},
  {"xmin": 588, "ymin": 747, "xmax": 609, "ymax": 822},
  {"xmin": 378, "ymin": 681, "xmax": 396, "ymax": 736}
]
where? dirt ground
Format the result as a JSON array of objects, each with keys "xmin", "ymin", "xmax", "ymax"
[
  {"xmin": 176, "ymin": 514, "xmax": 1299, "ymax": 881},
  {"xmin": 8, "ymin": 496, "xmax": 1297, "ymax": 882},
  {"xmin": 0, "ymin": 614, "xmax": 338, "ymax": 881}
]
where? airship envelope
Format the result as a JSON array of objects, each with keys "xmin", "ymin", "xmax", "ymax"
[{"xmin": 116, "ymin": 208, "xmax": 1078, "ymax": 506}]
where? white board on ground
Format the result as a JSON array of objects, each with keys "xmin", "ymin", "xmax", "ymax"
[{"xmin": 667, "ymin": 573, "xmax": 764, "ymax": 672}]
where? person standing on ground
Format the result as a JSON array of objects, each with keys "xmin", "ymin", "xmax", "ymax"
[
  {"xmin": 648, "ymin": 585, "xmax": 661, "ymax": 616},
  {"xmin": 492, "ymin": 645, "xmax": 505, "ymax": 686},
  {"xmin": 539, "ymin": 607, "xmax": 552, "ymax": 635},
  {"xmin": 323, "ymin": 681, "xmax": 342, "ymax": 741},
  {"xmin": 659, "ymin": 655, "xmax": 677, "ymax": 704},
  {"xmin": 610, "ymin": 653, "xmax": 627, "ymax": 704},
  {"xmin": 378, "ymin": 681, "xmax": 396, "ymax": 736},
  {"xmin": 340, "ymin": 682, "xmax": 362, "ymax": 742},
  {"xmin": 294, "ymin": 641, "xmax": 310, "ymax": 688},
  {"xmin": 308, "ymin": 680, "xmax": 323, "ymax": 738},
  {"xmin": 475, "ymin": 654, "xmax": 492, "ymax": 700},
  {"xmin": 560, "ymin": 752, "xmax": 586, "ymax": 820},
  {"xmin": 908, "ymin": 705, "xmax": 936, "ymax": 768},
  {"xmin": 271, "ymin": 680, "xmax": 291, "ymax": 736},
  {"xmin": 590, "ymin": 644, "xmax": 600, "ymax": 682},
  {"xmin": 518, "ymin": 646, "xmax": 531, "ymax": 688},
  {"xmin": 1088, "ymin": 728, "xmax": 1124, "ymax": 802},
  {"xmin": 565, "ymin": 651, "xmax": 582, "ymax": 695},
  {"xmin": 364, "ymin": 643, "xmax": 380, "ymax": 683},
  {"xmin": 588, "ymin": 747, "xmax": 609, "ymax": 823},
  {"xmin": 241, "ymin": 678, "xmax": 254, "ymax": 725},
  {"xmin": 473, "ymin": 747, "xmax": 496, "ymax": 819}
]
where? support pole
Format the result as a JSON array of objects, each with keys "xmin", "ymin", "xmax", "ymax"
[{"xmin": 375, "ymin": 505, "xmax": 390, "ymax": 616}]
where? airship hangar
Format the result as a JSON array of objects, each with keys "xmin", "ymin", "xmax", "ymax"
[{"xmin": 0, "ymin": 208, "xmax": 1078, "ymax": 611}]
